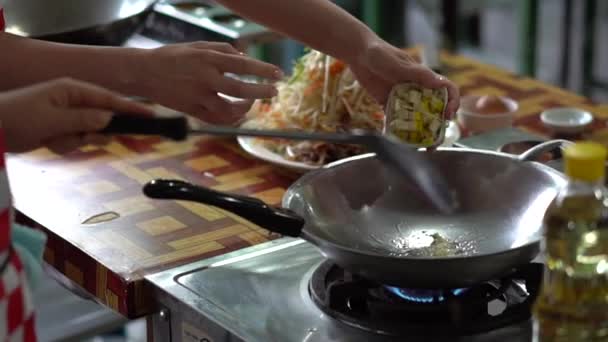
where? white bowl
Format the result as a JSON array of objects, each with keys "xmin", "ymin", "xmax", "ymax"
[
  {"xmin": 540, "ymin": 107, "xmax": 594, "ymax": 134},
  {"xmin": 456, "ymin": 96, "xmax": 519, "ymax": 133}
]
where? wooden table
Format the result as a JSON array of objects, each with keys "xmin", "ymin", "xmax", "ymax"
[{"xmin": 7, "ymin": 50, "xmax": 608, "ymax": 319}]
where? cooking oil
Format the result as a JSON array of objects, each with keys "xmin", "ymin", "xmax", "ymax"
[{"xmin": 533, "ymin": 141, "xmax": 608, "ymax": 341}]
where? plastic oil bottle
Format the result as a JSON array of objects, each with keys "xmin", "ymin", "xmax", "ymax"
[{"xmin": 533, "ymin": 141, "xmax": 608, "ymax": 341}]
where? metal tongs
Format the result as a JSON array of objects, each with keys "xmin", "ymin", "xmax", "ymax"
[{"xmin": 100, "ymin": 114, "xmax": 457, "ymax": 213}]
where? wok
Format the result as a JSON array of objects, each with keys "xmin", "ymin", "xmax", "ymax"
[
  {"xmin": 0, "ymin": 0, "xmax": 156, "ymax": 45},
  {"xmin": 143, "ymin": 140, "xmax": 568, "ymax": 289},
  {"xmin": 497, "ymin": 139, "xmax": 608, "ymax": 175}
]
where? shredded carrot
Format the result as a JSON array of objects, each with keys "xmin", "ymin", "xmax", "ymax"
[
  {"xmin": 260, "ymin": 103, "xmax": 271, "ymax": 112},
  {"xmin": 372, "ymin": 111, "xmax": 384, "ymax": 120},
  {"xmin": 329, "ymin": 60, "xmax": 346, "ymax": 75},
  {"xmin": 308, "ymin": 69, "xmax": 321, "ymax": 81},
  {"xmin": 276, "ymin": 120, "xmax": 287, "ymax": 128},
  {"xmin": 304, "ymin": 79, "xmax": 323, "ymax": 96}
]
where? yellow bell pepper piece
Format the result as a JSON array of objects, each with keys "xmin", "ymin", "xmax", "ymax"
[
  {"xmin": 431, "ymin": 98, "xmax": 445, "ymax": 113},
  {"xmin": 420, "ymin": 101, "xmax": 430, "ymax": 114},
  {"xmin": 409, "ymin": 132, "xmax": 419, "ymax": 142},
  {"xmin": 395, "ymin": 130, "xmax": 408, "ymax": 141},
  {"xmin": 422, "ymin": 137, "xmax": 434, "ymax": 146}
]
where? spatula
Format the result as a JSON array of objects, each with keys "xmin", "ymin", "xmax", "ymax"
[{"xmin": 100, "ymin": 114, "xmax": 457, "ymax": 213}]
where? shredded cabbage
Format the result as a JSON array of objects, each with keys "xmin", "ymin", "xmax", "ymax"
[{"xmin": 241, "ymin": 49, "xmax": 384, "ymax": 166}]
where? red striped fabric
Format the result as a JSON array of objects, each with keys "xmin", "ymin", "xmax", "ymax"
[
  {"xmin": 0, "ymin": 130, "xmax": 5, "ymax": 170},
  {"xmin": 0, "ymin": 209, "xmax": 9, "ymax": 252},
  {"xmin": 1, "ymin": 249, "xmax": 37, "ymax": 341},
  {"xmin": 0, "ymin": 125, "xmax": 9, "ymax": 253},
  {"xmin": 0, "ymin": 7, "xmax": 4, "ymax": 31},
  {"xmin": 0, "ymin": 134, "xmax": 37, "ymax": 341},
  {"xmin": 0, "ymin": 12, "xmax": 37, "ymax": 336},
  {"xmin": 0, "ymin": 130, "xmax": 9, "ymax": 252}
]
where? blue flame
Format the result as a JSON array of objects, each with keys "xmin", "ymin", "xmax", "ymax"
[{"xmin": 385, "ymin": 287, "xmax": 468, "ymax": 303}]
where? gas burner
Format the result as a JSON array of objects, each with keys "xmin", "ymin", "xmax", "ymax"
[
  {"xmin": 385, "ymin": 286, "xmax": 469, "ymax": 303},
  {"xmin": 309, "ymin": 261, "xmax": 542, "ymax": 336}
]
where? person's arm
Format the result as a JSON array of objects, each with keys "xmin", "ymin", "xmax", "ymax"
[
  {"xmin": 0, "ymin": 34, "xmax": 283, "ymax": 124},
  {"xmin": 218, "ymin": 0, "xmax": 376, "ymax": 64},
  {"xmin": 0, "ymin": 33, "xmax": 141, "ymax": 93},
  {"xmin": 216, "ymin": 0, "xmax": 459, "ymax": 115},
  {"xmin": 0, "ymin": 77, "xmax": 153, "ymax": 153}
]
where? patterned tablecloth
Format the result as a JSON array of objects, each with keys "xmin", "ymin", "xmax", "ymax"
[{"xmin": 6, "ymin": 50, "xmax": 608, "ymax": 318}]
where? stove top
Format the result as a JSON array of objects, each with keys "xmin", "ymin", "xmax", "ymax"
[
  {"xmin": 309, "ymin": 260, "xmax": 541, "ymax": 337},
  {"xmin": 141, "ymin": 0, "xmax": 281, "ymax": 50},
  {"xmin": 146, "ymin": 239, "xmax": 536, "ymax": 342}
]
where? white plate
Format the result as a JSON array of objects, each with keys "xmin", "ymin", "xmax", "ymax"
[
  {"xmin": 540, "ymin": 107, "xmax": 594, "ymax": 134},
  {"xmin": 237, "ymin": 121, "xmax": 461, "ymax": 172}
]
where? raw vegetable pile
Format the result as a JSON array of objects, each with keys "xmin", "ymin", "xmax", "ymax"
[{"xmin": 241, "ymin": 49, "xmax": 384, "ymax": 166}]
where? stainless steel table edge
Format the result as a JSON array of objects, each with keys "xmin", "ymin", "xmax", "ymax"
[{"xmin": 145, "ymin": 237, "xmax": 308, "ymax": 341}]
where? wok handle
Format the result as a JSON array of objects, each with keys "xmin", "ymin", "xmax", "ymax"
[
  {"xmin": 517, "ymin": 139, "xmax": 572, "ymax": 162},
  {"xmin": 142, "ymin": 179, "xmax": 304, "ymax": 237},
  {"xmin": 100, "ymin": 114, "xmax": 189, "ymax": 141}
]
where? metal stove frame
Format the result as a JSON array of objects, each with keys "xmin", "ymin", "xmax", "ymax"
[{"xmin": 146, "ymin": 238, "xmax": 535, "ymax": 342}]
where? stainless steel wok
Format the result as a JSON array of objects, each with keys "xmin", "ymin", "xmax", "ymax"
[
  {"xmin": 143, "ymin": 141, "xmax": 568, "ymax": 289},
  {"xmin": 0, "ymin": 0, "xmax": 156, "ymax": 45}
]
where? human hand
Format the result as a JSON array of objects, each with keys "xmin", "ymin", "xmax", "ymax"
[
  {"xmin": 0, "ymin": 78, "xmax": 152, "ymax": 153},
  {"xmin": 348, "ymin": 41, "xmax": 460, "ymax": 118},
  {"xmin": 133, "ymin": 42, "xmax": 284, "ymax": 125}
]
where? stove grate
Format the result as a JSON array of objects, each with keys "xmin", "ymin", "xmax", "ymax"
[{"xmin": 308, "ymin": 261, "xmax": 543, "ymax": 336}]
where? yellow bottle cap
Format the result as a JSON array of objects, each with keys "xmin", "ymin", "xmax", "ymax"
[{"xmin": 563, "ymin": 142, "xmax": 607, "ymax": 182}]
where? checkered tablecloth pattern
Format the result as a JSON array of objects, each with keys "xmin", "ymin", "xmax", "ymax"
[{"xmin": 10, "ymin": 135, "xmax": 297, "ymax": 317}]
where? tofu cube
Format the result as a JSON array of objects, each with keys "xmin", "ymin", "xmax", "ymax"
[
  {"xmin": 401, "ymin": 110, "xmax": 414, "ymax": 120},
  {"xmin": 394, "ymin": 99, "xmax": 403, "ymax": 111},
  {"xmin": 391, "ymin": 119, "xmax": 417, "ymax": 131},
  {"xmin": 429, "ymin": 119, "xmax": 441, "ymax": 133},
  {"xmin": 409, "ymin": 90, "xmax": 422, "ymax": 105}
]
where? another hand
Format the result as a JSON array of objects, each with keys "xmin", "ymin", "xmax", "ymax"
[
  {"xmin": 348, "ymin": 41, "xmax": 460, "ymax": 118},
  {"xmin": 0, "ymin": 78, "xmax": 152, "ymax": 153},
  {"xmin": 134, "ymin": 42, "xmax": 284, "ymax": 125}
]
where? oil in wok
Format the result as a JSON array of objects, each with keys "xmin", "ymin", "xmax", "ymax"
[{"xmin": 533, "ymin": 142, "xmax": 608, "ymax": 341}]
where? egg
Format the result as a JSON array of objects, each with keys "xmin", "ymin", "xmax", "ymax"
[{"xmin": 474, "ymin": 95, "xmax": 511, "ymax": 115}]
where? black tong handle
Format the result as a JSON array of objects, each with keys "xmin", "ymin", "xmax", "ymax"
[{"xmin": 100, "ymin": 114, "xmax": 189, "ymax": 141}]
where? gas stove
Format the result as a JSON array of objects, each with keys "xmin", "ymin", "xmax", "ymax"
[{"xmin": 146, "ymin": 238, "xmax": 539, "ymax": 342}]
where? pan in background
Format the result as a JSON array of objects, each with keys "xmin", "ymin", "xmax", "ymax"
[
  {"xmin": 498, "ymin": 139, "xmax": 608, "ymax": 177},
  {"xmin": 498, "ymin": 140, "xmax": 561, "ymax": 163},
  {"xmin": 0, "ymin": 0, "xmax": 155, "ymax": 45}
]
